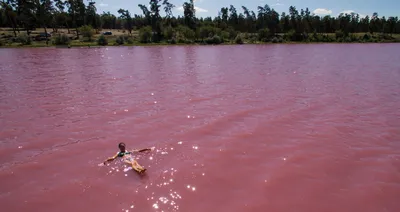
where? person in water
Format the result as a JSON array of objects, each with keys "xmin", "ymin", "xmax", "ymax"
[{"xmin": 103, "ymin": 142, "xmax": 151, "ymax": 173}]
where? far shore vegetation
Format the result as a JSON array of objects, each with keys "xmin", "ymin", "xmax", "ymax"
[{"xmin": 1, "ymin": 0, "xmax": 399, "ymax": 48}]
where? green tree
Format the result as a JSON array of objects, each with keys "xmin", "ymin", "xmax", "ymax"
[
  {"xmin": 16, "ymin": 0, "xmax": 36, "ymax": 35},
  {"xmin": 34, "ymin": 0, "xmax": 54, "ymax": 45},
  {"xmin": 100, "ymin": 12, "xmax": 116, "ymax": 29},
  {"xmin": 162, "ymin": 0, "xmax": 174, "ymax": 26},
  {"xmin": 86, "ymin": 1, "xmax": 99, "ymax": 32},
  {"xmin": 0, "ymin": 1, "xmax": 18, "ymax": 37},
  {"xmin": 162, "ymin": 0, "xmax": 174, "ymax": 18},
  {"xmin": 387, "ymin": 17, "xmax": 397, "ymax": 35},
  {"xmin": 228, "ymin": 5, "xmax": 238, "ymax": 29},
  {"xmin": 66, "ymin": 0, "xmax": 78, "ymax": 37},
  {"xmin": 138, "ymin": 4, "xmax": 150, "ymax": 25},
  {"xmin": 54, "ymin": 0, "xmax": 70, "ymax": 33},
  {"xmin": 370, "ymin": 12, "xmax": 379, "ymax": 34},
  {"xmin": 149, "ymin": 0, "xmax": 162, "ymax": 41},
  {"xmin": 117, "ymin": 9, "xmax": 133, "ymax": 34},
  {"xmin": 183, "ymin": 0, "xmax": 195, "ymax": 30}
]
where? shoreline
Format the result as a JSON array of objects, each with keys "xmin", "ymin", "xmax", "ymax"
[{"xmin": 1, "ymin": 40, "xmax": 399, "ymax": 49}]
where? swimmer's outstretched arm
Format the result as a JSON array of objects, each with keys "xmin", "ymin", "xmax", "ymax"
[
  {"xmin": 131, "ymin": 148, "xmax": 152, "ymax": 153},
  {"xmin": 103, "ymin": 153, "xmax": 119, "ymax": 165}
]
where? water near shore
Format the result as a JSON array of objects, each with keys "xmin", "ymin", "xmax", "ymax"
[{"xmin": 1, "ymin": 44, "xmax": 399, "ymax": 212}]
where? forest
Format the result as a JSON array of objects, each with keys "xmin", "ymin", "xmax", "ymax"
[{"xmin": 1, "ymin": 0, "xmax": 400, "ymax": 47}]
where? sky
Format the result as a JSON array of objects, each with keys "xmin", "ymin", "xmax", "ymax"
[{"xmin": 95, "ymin": 0, "xmax": 400, "ymax": 18}]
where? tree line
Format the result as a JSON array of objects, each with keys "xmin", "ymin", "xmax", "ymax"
[{"xmin": 1, "ymin": 0, "xmax": 400, "ymax": 44}]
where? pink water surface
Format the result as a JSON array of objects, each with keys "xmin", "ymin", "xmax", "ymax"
[{"xmin": 0, "ymin": 44, "xmax": 400, "ymax": 212}]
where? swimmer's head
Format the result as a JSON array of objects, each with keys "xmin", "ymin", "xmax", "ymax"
[{"xmin": 118, "ymin": 142, "xmax": 126, "ymax": 152}]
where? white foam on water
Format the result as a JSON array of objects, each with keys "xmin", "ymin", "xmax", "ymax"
[{"xmin": 123, "ymin": 167, "xmax": 132, "ymax": 172}]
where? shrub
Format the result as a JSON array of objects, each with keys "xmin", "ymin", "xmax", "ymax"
[
  {"xmin": 363, "ymin": 33, "xmax": 371, "ymax": 41},
  {"xmin": 349, "ymin": 34, "xmax": 359, "ymax": 42},
  {"xmin": 54, "ymin": 34, "xmax": 70, "ymax": 45},
  {"xmin": 258, "ymin": 28, "xmax": 271, "ymax": 41},
  {"xmin": 205, "ymin": 35, "xmax": 222, "ymax": 44},
  {"xmin": 311, "ymin": 32, "xmax": 326, "ymax": 42},
  {"xmin": 197, "ymin": 26, "xmax": 216, "ymax": 40},
  {"xmin": 284, "ymin": 30, "xmax": 296, "ymax": 41},
  {"xmin": 271, "ymin": 37, "xmax": 279, "ymax": 43},
  {"xmin": 234, "ymin": 34, "xmax": 244, "ymax": 44},
  {"xmin": 139, "ymin": 26, "xmax": 152, "ymax": 43},
  {"xmin": 227, "ymin": 28, "xmax": 238, "ymax": 40},
  {"xmin": 169, "ymin": 37, "xmax": 177, "ymax": 44},
  {"xmin": 327, "ymin": 34, "xmax": 336, "ymax": 42},
  {"xmin": 163, "ymin": 26, "xmax": 174, "ymax": 40},
  {"xmin": 116, "ymin": 35, "xmax": 125, "ymax": 45},
  {"xmin": 378, "ymin": 33, "xmax": 394, "ymax": 40},
  {"xmin": 213, "ymin": 35, "xmax": 223, "ymax": 44},
  {"xmin": 177, "ymin": 37, "xmax": 186, "ymax": 44},
  {"xmin": 17, "ymin": 33, "xmax": 31, "ymax": 45},
  {"xmin": 249, "ymin": 36, "xmax": 257, "ymax": 44},
  {"xmin": 176, "ymin": 26, "xmax": 195, "ymax": 40},
  {"xmin": 152, "ymin": 33, "xmax": 162, "ymax": 43},
  {"xmin": 97, "ymin": 35, "xmax": 108, "ymax": 46},
  {"xmin": 344, "ymin": 36, "xmax": 352, "ymax": 42},
  {"xmin": 205, "ymin": 37, "xmax": 212, "ymax": 44},
  {"xmin": 184, "ymin": 39, "xmax": 194, "ymax": 44},
  {"xmin": 335, "ymin": 30, "xmax": 344, "ymax": 39},
  {"xmin": 79, "ymin": 25, "xmax": 94, "ymax": 41},
  {"xmin": 219, "ymin": 31, "xmax": 230, "ymax": 41},
  {"xmin": 126, "ymin": 37, "xmax": 134, "ymax": 44}
]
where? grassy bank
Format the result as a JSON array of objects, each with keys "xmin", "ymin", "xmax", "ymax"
[{"xmin": 1, "ymin": 27, "xmax": 399, "ymax": 49}]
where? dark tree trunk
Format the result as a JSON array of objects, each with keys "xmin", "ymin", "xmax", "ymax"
[{"xmin": 43, "ymin": 25, "xmax": 48, "ymax": 45}]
